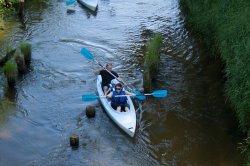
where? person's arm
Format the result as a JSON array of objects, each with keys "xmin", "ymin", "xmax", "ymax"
[
  {"xmin": 105, "ymin": 88, "xmax": 111, "ymax": 95},
  {"xmin": 95, "ymin": 69, "xmax": 102, "ymax": 75},
  {"xmin": 106, "ymin": 91, "xmax": 113, "ymax": 98}
]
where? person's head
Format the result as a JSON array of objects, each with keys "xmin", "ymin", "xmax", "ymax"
[
  {"xmin": 115, "ymin": 83, "xmax": 122, "ymax": 92},
  {"xmin": 106, "ymin": 64, "xmax": 112, "ymax": 71}
]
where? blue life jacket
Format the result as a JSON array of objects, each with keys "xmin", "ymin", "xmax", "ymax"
[{"xmin": 111, "ymin": 88, "xmax": 127, "ymax": 106}]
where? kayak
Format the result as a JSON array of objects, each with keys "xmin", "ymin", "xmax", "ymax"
[
  {"xmin": 77, "ymin": 0, "xmax": 98, "ymax": 11},
  {"xmin": 96, "ymin": 75, "xmax": 136, "ymax": 137}
]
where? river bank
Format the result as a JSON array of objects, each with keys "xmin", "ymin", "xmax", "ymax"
[{"xmin": 180, "ymin": 0, "xmax": 250, "ymax": 163}]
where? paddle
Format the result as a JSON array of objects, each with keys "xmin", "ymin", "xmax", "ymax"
[
  {"xmin": 82, "ymin": 90, "xmax": 167, "ymax": 101},
  {"xmin": 132, "ymin": 90, "xmax": 146, "ymax": 101},
  {"xmin": 114, "ymin": 90, "xmax": 168, "ymax": 98},
  {"xmin": 80, "ymin": 48, "xmax": 120, "ymax": 82},
  {"xmin": 80, "ymin": 48, "xmax": 144, "ymax": 99},
  {"xmin": 82, "ymin": 94, "xmax": 106, "ymax": 101},
  {"xmin": 144, "ymin": 90, "xmax": 168, "ymax": 98}
]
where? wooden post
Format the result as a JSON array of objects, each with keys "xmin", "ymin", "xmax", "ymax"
[
  {"xmin": 18, "ymin": 0, "xmax": 25, "ymax": 19},
  {"xmin": 70, "ymin": 134, "xmax": 79, "ymax": 148},
  {"xmin": 85, "ymin": 105, "xmax": 96, "ymax": 118},
  {"xmin": 143, "ymin": 71, "xmax": 152, "ymax": 92}
]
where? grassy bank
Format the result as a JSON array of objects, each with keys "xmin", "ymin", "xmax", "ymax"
[{"xmin": 180, "ymin": 0, "xmax": 250, "ymax": 161}]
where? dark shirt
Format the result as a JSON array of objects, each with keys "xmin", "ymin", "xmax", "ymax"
[{"xmin": 100, "ymin": 70, "xmax": 118, "ymax": 87}]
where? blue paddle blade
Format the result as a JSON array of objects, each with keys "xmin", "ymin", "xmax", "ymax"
[
  {"xmin": 151, "ymin": 90, "xmax": 168, "ymax": 98},
  {"xmin": 132, "ymin": 90, "xmax": 146, "ymax": 101},
  {"xmin": 82, "ymin": 94, "xmax": 98, "ymax": 101},
  {"xmin": 66, "ymin": 0, "xmax": 75, "ymax": 5},
  {"xmin": 80, "ymin": 48, "xmax": 94, "ymax": 60}
]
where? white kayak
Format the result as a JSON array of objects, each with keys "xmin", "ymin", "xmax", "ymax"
[
  {"xmin": 77, "ymin": 0, "xmax": 98, "ymax": 11},
  {"xmin": 96, "ymin": 75, "xmax": 136, "ymax": 137}
]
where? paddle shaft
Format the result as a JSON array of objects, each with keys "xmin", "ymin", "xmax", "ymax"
[
  {"xmin": 81, "ymin": 47, "xmax": 135, "ymax": 91},
  {"xmin": 144, "ymin": 93, "xmax": 153, "ymax": 96},
  {"xmin": 115, "ymin": 94, "xmax": 153, "ymax": 97},
  {"xmin": 82, "ymin": 89, "xmax": 167, "ymax": 101},
  {"xmin": 116, "ymin": 90, "xmax": 167, "ymax": 98},
  {"xmin": 114, "ymin": 94, "xmax": 135, "ymax": 97},
  {"xmin": 94, "ymin": 59, "xmax": 133, "ymax": 91}
]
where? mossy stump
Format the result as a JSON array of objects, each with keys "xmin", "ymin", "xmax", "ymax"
[
  {"xmin": 86, "ymin": 105, "xmax": 95, "ymax": 118},
  {"xmin": 18, "ymin": 0, "xmax": 25, "ymax": 19},
  {"xmin": 143, "ymin": 70, "xmax": 152, "ymax": 92},
  {"xmin": 143, "ymin": 34, "xmax": 162, "ymax": 91},
  {"xmin": 3, "ymin": 60, "xmax": 18, "ymax": 87},
  {"xmin": 20, "ymin": 43, "xmax": 32, "ymax": 66},
  {"xmin": 6, "ymin": 73, "xmax": 17, "ymax": 87},
  {"xmin": 70, "ymin": 134, "xmax": 79, "ymax": 148},
  {"xmin": 15, "ymin": 52, "xmax": 27, "ymax": 74}
]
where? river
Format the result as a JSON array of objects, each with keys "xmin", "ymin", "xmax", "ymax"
[{"xmin": 0, "ymin": 0, "xmax": 243, "ymax": 165}]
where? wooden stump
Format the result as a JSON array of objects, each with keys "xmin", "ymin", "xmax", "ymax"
[
  {"xmin": 15, "ymin": 53, "xmax": 27, "ymax": 74},
  {"xmin": 67, "ymin": 8, "xmax": 76, "ymax": 14},
  {"xmin": 3, "ymin": 61, "xmax": 18, "ymax": 88},
  {"xmin": 70, "ymin": 134, "xmax": 79, "ymax": 148},
  {"xmin": 143, "ymin": 71, "xmax": 152, "ymax": 92},
  {"xmin": 20, "ymin": 43, "xmax": 32, "ymax": 66},
  {"xmin": 85, "ymin": 105, "xmax": 95, "ymax": 118},
  {"xmin": 6, "ymin": 73, "xmax": 17, "ymax": 87},
  {"xmin": 18, "ymin": 0, "xmax": 25, "ymax": 19}
]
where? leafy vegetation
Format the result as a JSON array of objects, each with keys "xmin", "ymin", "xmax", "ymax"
[
  {"xmin": 238, "ymin": 137, "xmax": 250, "ymax": 161},
  {"xmin": 181, "ymin": 0, "xmax": 250, "ymax": 163},
  {"xmin": 0, "ymin": 0, "xmax": 18, "ymax": 18}
]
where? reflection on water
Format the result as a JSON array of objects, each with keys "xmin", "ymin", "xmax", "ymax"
[{"xmin": 0, "ymin": 0, "xmax": 243, "ymax": 165}]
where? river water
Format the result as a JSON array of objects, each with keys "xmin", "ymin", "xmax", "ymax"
[{"xmin": 0, "ymin": 0, "xmax": 243, "ymax": 165}]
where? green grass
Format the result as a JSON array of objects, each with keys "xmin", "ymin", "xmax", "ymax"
[
  {"xmin": 181, "ymin": 0, "xmax": 250, "ymax": 162},
  {"xmin": 3, "ymin": 59, "xmax": 16, "ymax": 74},
  {"xmin": 3, "ymin": 59, "xmax": 17, "ymax": 86},
  {"xmin": 144, "ymin": 34, "xmax": 163, "ymax": 75}
]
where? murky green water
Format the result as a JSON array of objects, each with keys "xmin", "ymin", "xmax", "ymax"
[{"xmin": 0, "ymin": 0, "xmax": 243, "ymax": 165}]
